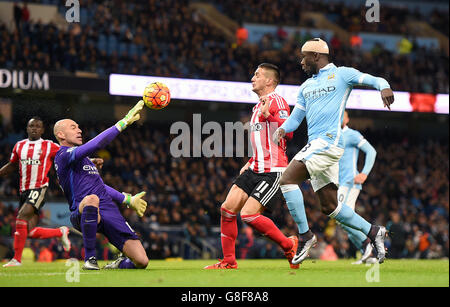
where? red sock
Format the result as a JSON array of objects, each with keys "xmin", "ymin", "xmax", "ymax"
[
  {"xmin": 13, "ymin": 219, "xmax": 28, "ymax": 262},
  {"xmin": 28, "ymin": 227, "xmax": 62, "ymax": 239},
  {"xmin": 241, "ymin": 214, "xmax": 293, "ymax": 251},
  {"xmin": 220, "ymin": 208, "xmax": 238, "ymax": 265}
]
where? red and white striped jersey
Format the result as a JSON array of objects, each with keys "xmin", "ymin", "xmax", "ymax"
[
  {"xmin": 248, "ymin": 92, "xmax": 293, "ymax": 173},
  {"xmin": 9, "ymin": 138, "xmax": 60, "ymax": 193}
]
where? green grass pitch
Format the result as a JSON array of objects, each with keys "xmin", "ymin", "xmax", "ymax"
[{"xmin": 0, "ymin": 259, "xmax": 448, "ymax": 287}]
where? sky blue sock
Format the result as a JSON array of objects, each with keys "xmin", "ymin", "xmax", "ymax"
[
  {"xmin": 332, "ymin": 204, "xmax": 371, "ymax": 236},
  {"xmin": 340, "ymin": 223, "xmax": 366, "ymax": 251},
  {"xmin": 282, "ymin": 186, "xmax": 309, "ymax": 234}
]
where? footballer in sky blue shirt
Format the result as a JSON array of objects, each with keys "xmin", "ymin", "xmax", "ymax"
[
  {"xmin": 274, "ymin": 38, "xmax": 394, "ymax": 264},
  {"xmin": 337, "ymin": 111, "xmax": 377, "ymax": 261},
  {"xmin": 339, "ymin": 111, "xmax": 377, "ymax": 192},
  {"xmin": 281, "ymin": 62, "xmax": 392, "ymax": 149}
]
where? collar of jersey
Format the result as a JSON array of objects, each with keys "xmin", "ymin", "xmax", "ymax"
[
  {"xmin": 264, "ymin": 91, "xmax": 276, "ymax": 97},
  {"xmin": 26, "ymin": 138, "xmax": 43, "ymax": 143},
  {"xmin": 313, "ymin": 63, "xmax": 336, "ymax": 77},
  {"xmin": 255, "ymin": 91, "xmax": 276, "ymax": 107}
]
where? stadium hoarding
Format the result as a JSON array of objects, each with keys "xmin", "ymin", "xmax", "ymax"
[
  {"xmin": 0, "ymin": 68, "xmax": 108, "ymax": 93},
  {"xmin": 109, "ymin": 74, "xmax": 449, "ymax": 114},
  {"xmin": 0, "ymin": 69, "xmax": 50, "ymax": 90},
  {"xmin": 2, "ymin": 201, "xmax": 71, "ymax": 226}
]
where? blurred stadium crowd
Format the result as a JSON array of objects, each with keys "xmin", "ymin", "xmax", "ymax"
[
  {"xmin": 213, "ymin": 0, "xmax": 449, "ymax": 35},
  {"xmin": 0, "ymin": 0, "xmax": 448, "ymax": 94},
  {"xmin": 0, "ymin": 120, "xmax": 448, "ymax": 261}
]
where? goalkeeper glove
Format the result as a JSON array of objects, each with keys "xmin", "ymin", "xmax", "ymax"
[
  {"xmin": 115, "ymin": 100, "xmax": 144, "ymax": 132},
  {"xmin": 122, "ymin": 191, "xmax": 147, "ymax": 217}
]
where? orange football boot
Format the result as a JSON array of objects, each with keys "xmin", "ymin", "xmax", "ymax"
[
  {"xmin": 204, "ymin": 259, "xmax": 238, "ymax": 269},
  {"xmin": 285, "ymin": 236, "xmax": 300, "ymax": 269}
]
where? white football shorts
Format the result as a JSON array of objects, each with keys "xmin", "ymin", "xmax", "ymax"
[
  {"xmin": 293, "ymin": 138, "xmax": 344, "ymax": 192},
  {"xmin": 337, "ymin": 186, "xmax": 361, "ymax": 210}
]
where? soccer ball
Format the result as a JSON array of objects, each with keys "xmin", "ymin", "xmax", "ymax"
[{"xmin": 143, "ymin": 82, "xmax": 171, "ymax": 110}]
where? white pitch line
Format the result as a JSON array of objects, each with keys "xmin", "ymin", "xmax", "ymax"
[{"xmin": 0, "ymin": 272, "xmax": 100, "ymax": 277}]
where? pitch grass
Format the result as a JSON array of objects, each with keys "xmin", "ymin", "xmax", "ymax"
[{"xmin": 0, "ymin": 259, "xmax": 448, "ymax": 287}]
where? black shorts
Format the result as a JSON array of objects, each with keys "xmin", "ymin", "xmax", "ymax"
[
  {"xmin": 19, "ymin": 187, "xmax": 47, "ymax": 212},
  {"xmin": 233, "ymin": 169, "xmax": 282, "ymax": 210}
]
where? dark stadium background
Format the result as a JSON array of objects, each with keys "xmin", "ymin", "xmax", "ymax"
[{"xmin": 0, "ymin": 0, "xmax": 448, "ymax": 263}]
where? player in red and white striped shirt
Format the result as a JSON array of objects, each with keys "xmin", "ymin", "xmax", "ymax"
[
  {"xmin": 205, "ymin": 63, "xmax": 298, "ymax": 270},
  {"xmin": 248, "ymin": 91, "xmax": 293, "ymax": 173},
  {"xmin": 0, "ymin": 117, "xmax": 71, "ymax": 267}
]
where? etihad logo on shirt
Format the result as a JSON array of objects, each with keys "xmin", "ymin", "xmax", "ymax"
[
  {"xmin": 83, "ymin": 164, "xmax": 99, "ymax": 175},
  {"xmin": 21, "ymin": 158, "xmax": 41, "ymax": 166},
  {"xmin": 304, "ymin": 86, "xmax": 336, "ymax": 100}
]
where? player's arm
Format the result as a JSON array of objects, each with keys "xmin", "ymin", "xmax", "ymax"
[
  {"xmin": 90, "ymin": 158, "xmax": 104, "ymax": 170},
  {"xmin": 273, "ymin": 105, "xmax": 305, "ymax": 144},
  {"xmin": 354, "ymin": 140, "xmax": 377, "ymax": 184},
  {"xmin": 260, "ymin": 96, "xmax": 294, "ymax": 141},
  {"xmin": 259, "ymin": 96, "xmax": 284, "ymax": 125},
  {"xmin": 0, "ymin": 143, "xmax": 19, "ymax": 177},
  {"xmin": 0, "ymin": 161, "xmax": 17, "ymax": 177},
  {"xmin": 240, "ymin": 159, "xmax": 251, "ymax": 174},
  {"xmin": 273, "ymin": 87, "xmax": 307, "ymax": 144},
  {"xmin": 339, "ymin": 67, "xmax": 394, "ymax": 110},
  {"xmin": 71, "ymin": 101, "xmax": 144, "ymax": 161},
  {"xmin": 104, "ymin": 184, "xmax": 147, "ymax": 217}
]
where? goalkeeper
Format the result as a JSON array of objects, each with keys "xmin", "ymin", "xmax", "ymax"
[{"xmin": 53, "ymin": 101, "xmax": 149, "ymax": 270}]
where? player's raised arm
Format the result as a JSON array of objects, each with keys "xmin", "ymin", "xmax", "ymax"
[
  {"xmin": 54, "ymin": 100, "xmax": 144, "ymax": 162},
  {"xmin": 114, "ymin": 100, "xmax": 144, "ymax": 132},
  {"xmin": 338, "ymin": 67, "xmax": 395, "ymax": 110}
]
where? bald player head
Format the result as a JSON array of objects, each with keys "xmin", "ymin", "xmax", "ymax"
[
  {"xmin": 54, "ymin": 119, "xmax": 83, "ymax": 147},
  {"xmin": 300, "ymin": 38, "xmax": 330, "ymax": 76}
]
